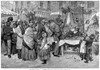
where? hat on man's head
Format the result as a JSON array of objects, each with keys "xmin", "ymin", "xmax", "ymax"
[{"xmin": 89, "ymin": 34, "xmax": 95, "ymax": 39}]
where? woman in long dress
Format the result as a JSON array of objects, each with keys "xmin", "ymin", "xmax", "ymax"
[
  {"xmin": 14, "ymin": 21, "xmax": 23, "ymax": 59},
  {"xmin": 21, "ymin": 23, "xmax": 37, "ymax": 61}
]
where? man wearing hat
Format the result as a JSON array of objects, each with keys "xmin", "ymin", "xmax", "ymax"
[
  {"xmin": 37, "ymin": 19, "xmax": 46, "ymax": 40},
  {"xmin": 3, "ymin": 17, "xmax": 13, "ymax": 58}
]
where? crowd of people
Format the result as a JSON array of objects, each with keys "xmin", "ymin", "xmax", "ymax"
[{"xmin": 1, "ymin": 15, "xmax": 95, "ymax": 64}]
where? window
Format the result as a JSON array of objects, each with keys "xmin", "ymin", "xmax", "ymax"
[
  {"xmin": 15, "ymin": 1, "xmax": 18, "ymax": 13},
  {"xmin": 59, "ymin": 1, "xmax": 63, "ymax": 9},
  {"xmin": 21, "ymin": 1, "xmax": 23, "ymax": 9},
  {"xmin": 40, "ymin": 1, "xmax": 43, "ymax": 8},
  {"xmin": 87, "ymin": 1, "xmax": 94, "ymax": 8},
  {"xmin": 27, "ymin": 1, "xmax": 30, "ymax": 7},
  {"xmin": 21, "ymin": 1, "xmax": 23, "ymax": 7},
  {"xmin": 15, "ymin": 1, "xmax": 18, "ymax": 6},
  {"xmin": 47, "ymin": 1, "xmax": 50, "ymax": 10},
  {"xmin": 70, "ymin": 1, "xmax": 77, "ymax": 7}
]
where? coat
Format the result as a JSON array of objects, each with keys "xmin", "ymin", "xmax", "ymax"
[
  {"xmin": 14, "ymin": 26, "xmax": 23, "ymax": 49},
  {"xmin": 39, "ymin": 37, "xmax": 51, "ymax": 61},
  {"xmin": 3, "ymin": 25, "xmax": 13, "ymax": 40},
  {"xmin": 23, "ymin": 27, "xmax": 34, "ymax": 49}
]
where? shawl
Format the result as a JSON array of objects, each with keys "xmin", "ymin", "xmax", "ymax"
[{"xmin": 23, "ymin": 27, "xmax": 34, "ymax": 49}]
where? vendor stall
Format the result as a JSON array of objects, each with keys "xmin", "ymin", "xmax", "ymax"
[
  {"xmin": 1, "ymin": 7, "xmax": 19, "ymax": 21},
  {"xmin": 1, "ymin": 7, "xmax": 19, "ymax": 17}
]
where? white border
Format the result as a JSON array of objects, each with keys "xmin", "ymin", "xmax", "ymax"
[{"xmin": 0, "ymin": 0, "xmax": 100, "ymax": 70}]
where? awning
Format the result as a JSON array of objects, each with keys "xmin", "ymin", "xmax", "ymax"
[{"xmin": 1, "ymin": 7, "xmax": 19, "ymax": 17}]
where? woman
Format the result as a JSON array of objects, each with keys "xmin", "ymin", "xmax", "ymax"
[
  {"xmin": 39, "ymin": 31, "xmax": 51, "ymax": 64},
  {"xmin": 22, "ymin": 22, "xmax": 37, "ymax": 61},
  {"xmin": 14, "ymin": 21, "xmax": 23, "ymax": 59}
]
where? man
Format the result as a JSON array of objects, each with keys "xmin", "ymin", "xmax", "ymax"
[
  {"xmin": 49, "ymin": 21, "xmax": 61, "ymax": 57},
  {"xmin": 84, "ymin": 34, "xmax": 95, "ymax": 63},
  {"xmin": 14, "ymin": 21, "xmax": 23, "ymax": 59},
  {"xmin": 3, "ymin": 18, "xmax": 13, "ymax": 58},
  {"xmin": 37, "ymin": 19, "xmax": 46, "ymax": 40},
  {"xmin": 56, "ymin": 15, "xmax": 63, "ymax": 26}
]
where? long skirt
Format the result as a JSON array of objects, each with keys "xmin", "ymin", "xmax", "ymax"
[
  {"xmin": 39, "ymin": 47, "xmax": 51, "ymax": 61},
  {"xmin": 21, "ymin": 41, "xmax": 37, "ymax": 61}
]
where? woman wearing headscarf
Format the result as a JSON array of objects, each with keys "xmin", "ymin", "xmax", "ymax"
[{"xmin": 21, "ymin": 22, "xmax": 37, "ymax": 61}]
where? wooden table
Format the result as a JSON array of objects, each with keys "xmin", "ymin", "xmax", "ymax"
[{"xmin": 59, "ymin": 39, "xmax": 81, "ymax": 56}]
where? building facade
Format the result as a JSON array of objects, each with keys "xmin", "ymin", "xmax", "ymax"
[{"xmin": 1, "ymin": 1, "xmax": 15, "ymax": 11}]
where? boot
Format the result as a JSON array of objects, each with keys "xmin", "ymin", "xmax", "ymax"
[
  {"xmin": 42, "ymin": 60, "xmax": 47, "ymax": 64},
  {"xmin": 89, "ymin": 57, "xmax": 93, "ymax": 61},
  {"xmin": 8, "ymin": 55, "xmax": 11, "ymax": 58},
  {"xmin": 84, "ymin": 60, "xmax": 88, "ymax": 63},
  {"xmin": 81, "ymin": 57, "xmax": 83, "ymax": 60}
]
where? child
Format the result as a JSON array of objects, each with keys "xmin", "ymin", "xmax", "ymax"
[
  {"xmin": 84, "ymin": 34, "xmax": 95, "ymax": 63},
  {"xmin": 39, "ymin": 31, "xmax": 51, "ymax": 64}
]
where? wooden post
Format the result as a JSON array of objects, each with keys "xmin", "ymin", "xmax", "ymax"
[{"xmin": 61, "ymin": 46, "xmax": 64, "ymax": 56}]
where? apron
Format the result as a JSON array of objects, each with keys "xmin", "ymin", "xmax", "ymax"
[
  {"xmin": 80, "ymin": 41, "xmax": 86, "ymax": 53},
  {"xmin": 14, "ymin": 26, "xmax": 23, "ymax": 49},
  {"xmin": 23, "ymin": 27, "xmax": 34, "ymax": 49}
]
